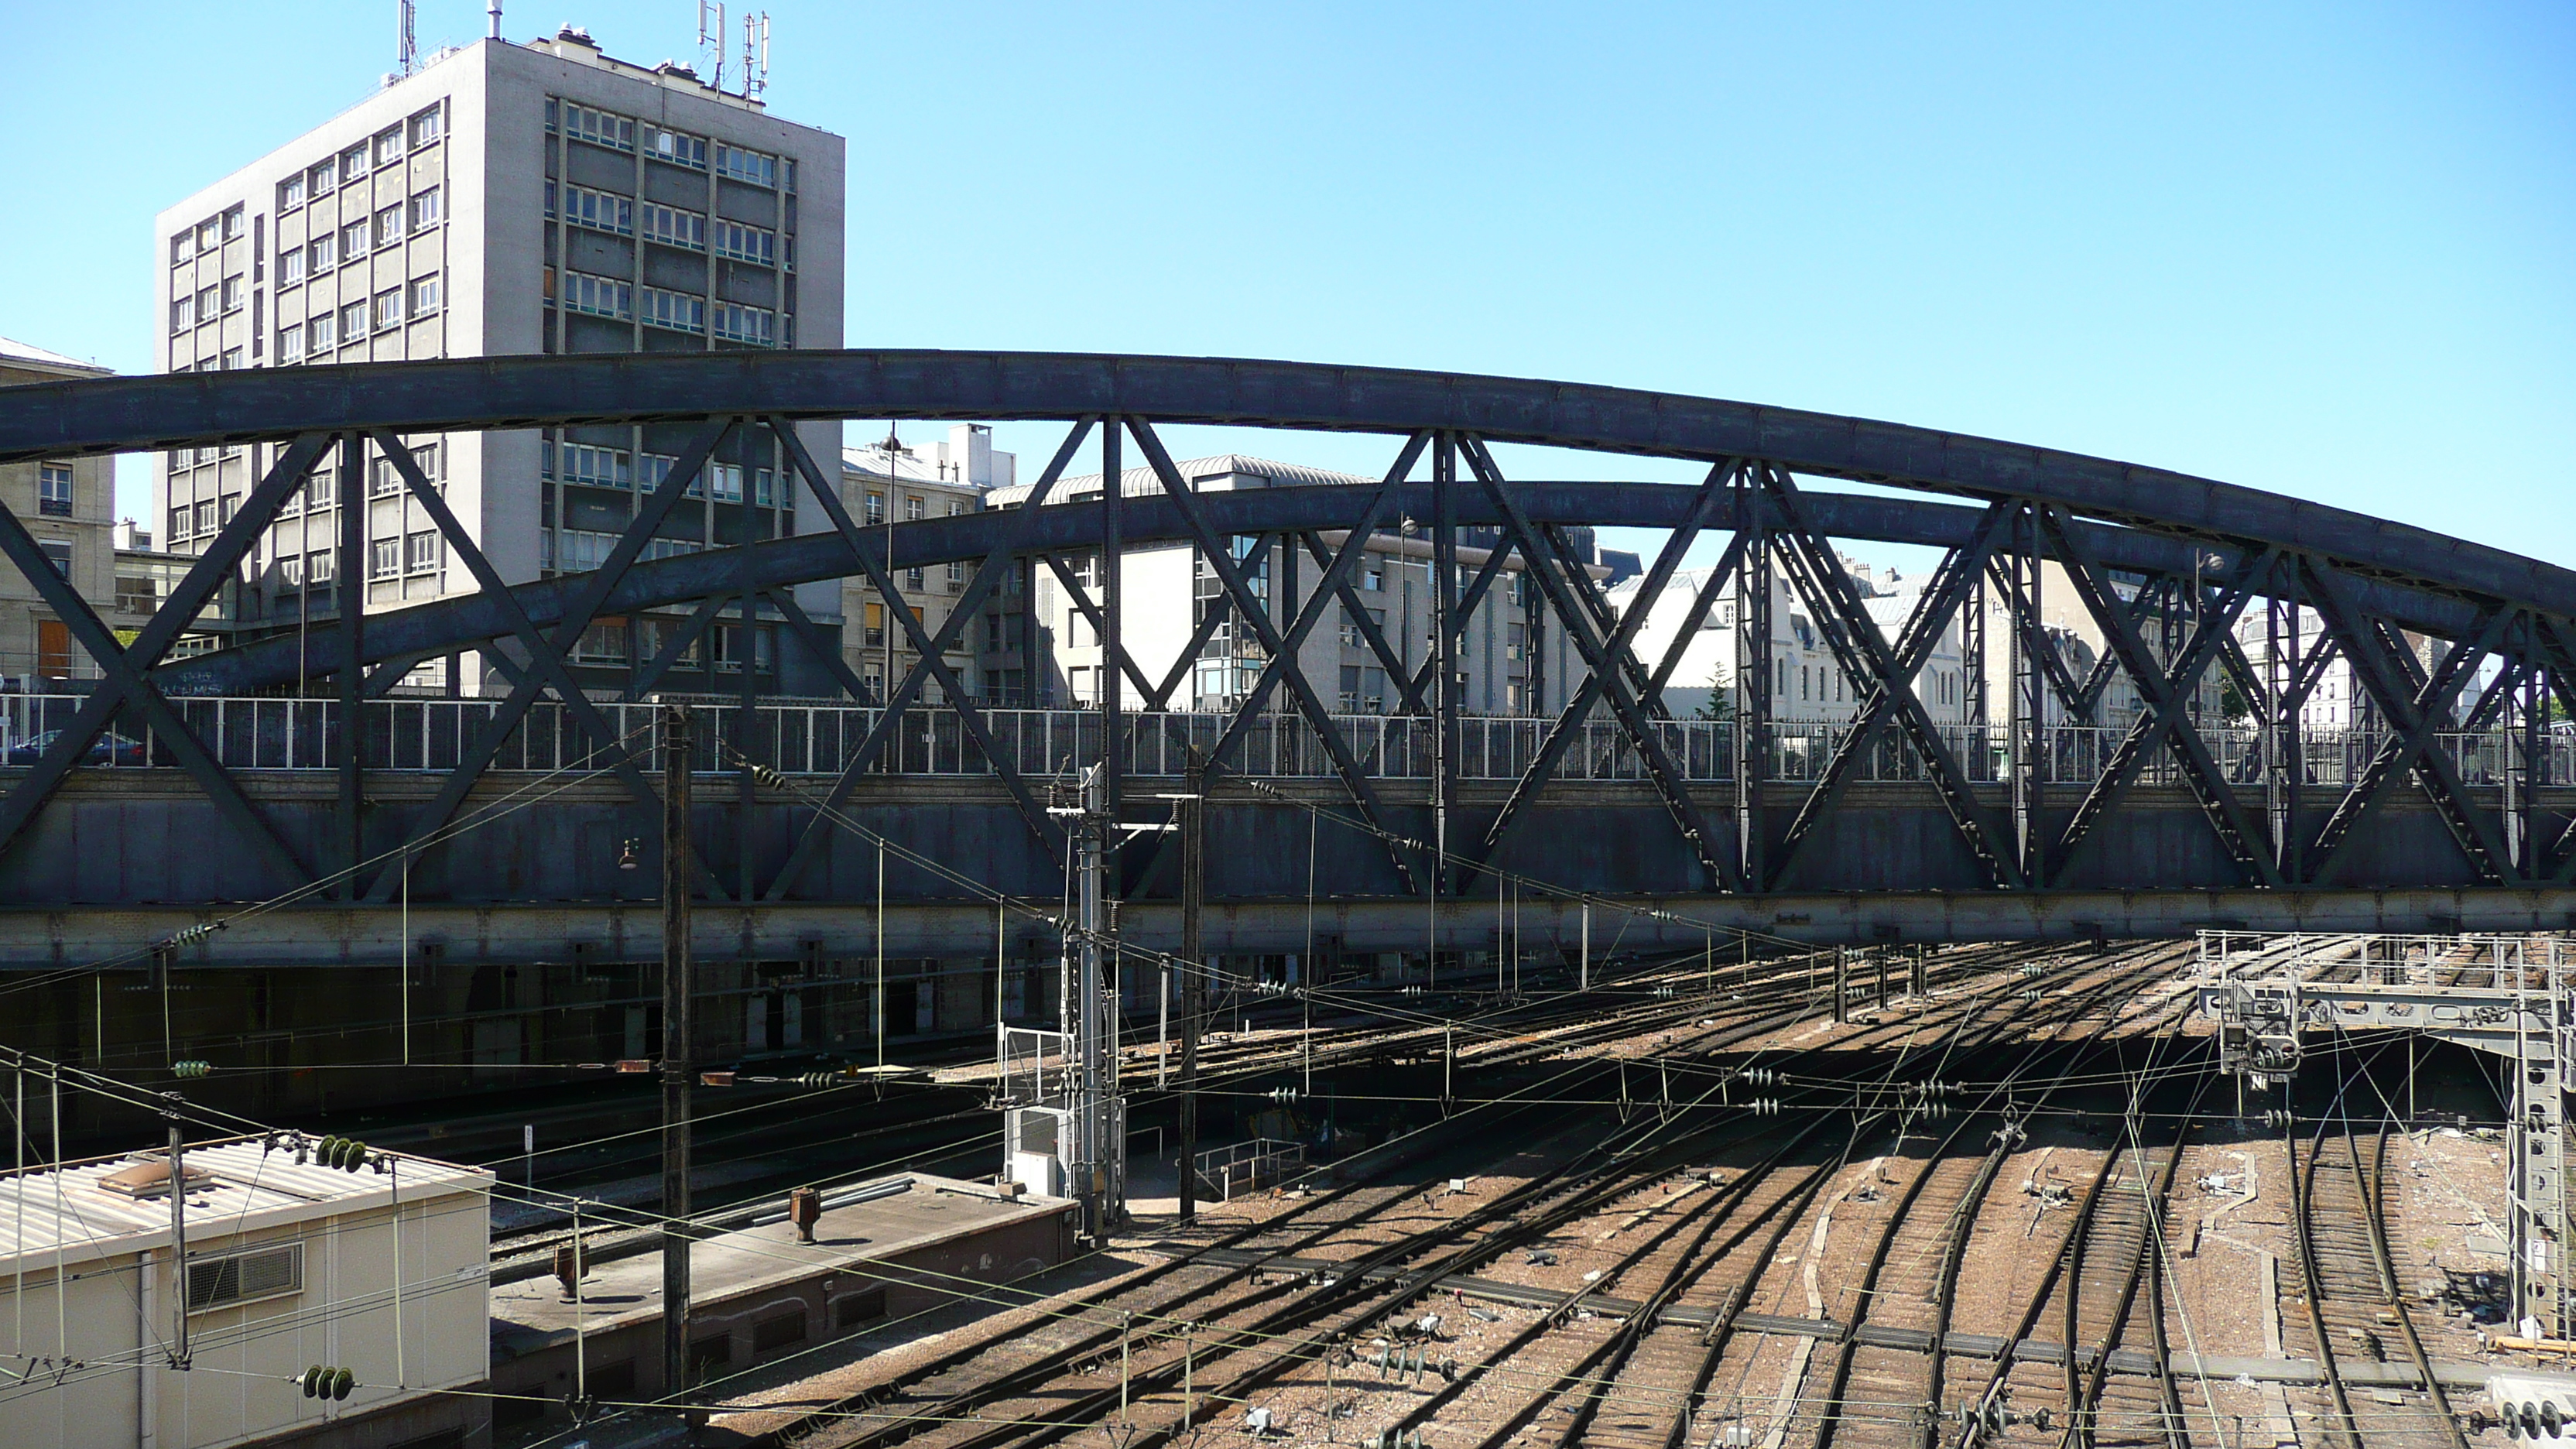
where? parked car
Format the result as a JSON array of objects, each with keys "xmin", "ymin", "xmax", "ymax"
[{"xmin": 3, "ymin": 731, "xmax": 150, "ymax": 766}]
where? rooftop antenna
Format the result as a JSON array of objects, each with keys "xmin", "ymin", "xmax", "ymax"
[
  {"xmin": 397, "ymin": 0, "xmax": 417, "ymax": 75},
  {"xmin": 696, "ymin": 1, "xmax": 726, "ymax": 91},
  {"xmin": 488, "ymin": 0, "xmax": 502, "ymax": 41},
  {"xmin": 741, "ymin": 10, "xmax": 769, "ymax": 99}
]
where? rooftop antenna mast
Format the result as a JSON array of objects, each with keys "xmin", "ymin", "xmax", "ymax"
[
  {"xmin": 397, "ymin": 0, "xmax": 418, "ymax": 76},
  {"xmin": 487, "ymin": 0, "xmax": 502, "ymax": 41},
  {"xmin": 742, "ymin": 10, "xmax": 769, "ymax": 99},
  {"xmin": 697, "ymin": 1, "xmax": 726, "ymax": 91}
]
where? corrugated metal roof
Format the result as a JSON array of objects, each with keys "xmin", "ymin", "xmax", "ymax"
[
  {"xmin": 0, "ymin": 1137, "xmax": 489, "ymax": 1273},
  {"xmin": 985, "ymin": 454, "xmax": 1380, "ymax": 509}
]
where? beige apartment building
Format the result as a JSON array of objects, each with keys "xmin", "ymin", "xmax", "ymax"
[{"xmin": 0, "ymin": 338, "xmax": 116, "ymax": 689}]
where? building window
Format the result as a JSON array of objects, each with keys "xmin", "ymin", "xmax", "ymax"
[
  {"xmin": 116, "ymin": 574, "xmax": 156, "ymax": 612},
  {"xmin": 642, "ymin": 124, "xmax": 707, "ymax": 169},
  {"xmin": 169, "ymin": 296, "xmax": 194, "ymax": 334},
  {"xmin": 409, "ymin": 106, "xmax": 443, "ymax": 147},
  {"xmin": 309, "ymin": 234, "xmax": 336, "ymax": 270},
  {"xmin": 375, "ymin": 289, "xmax": 403, "ymax": 330},
  {"xmin": 374, "ymin": 204, "xmax": 404, "ymax": 247},
  {"xmin": 560, "ymin": 184, "xmax": 632, "ymax": 235},
  {"xmin": 310, "ymin": 158, "xmax": 337, "ymax": 195},
  {"xmin": 340, "ymin": 143, "xmax": 368, "ymax": 180},
  {"xmin": 642, "ymin": 286, "xmax": 705, "ymax": 334},
  {"xmin": 714, "ymin": 142, "xmax": 779, "ymax": 187},
  {"xmin": 339, "ymin": 301, "xmax": 367, "ymax": 341},
  {"xmin": 308, "ymin": 313, "xmax": 336, "ymax": 351},
  {"xmin": 640, "ymin": 203, "xmax": 705, "ymax": 251},
  {"xmin": 170, "ymin": 231, "xmax": 193, "ymax": 265},
  {"xmin": 713, "ymin": 220, "xmax": 774, "ymax": 265},
  {"xmin": 904, "ymin": 496, "xmax": 925, "ymax": 521},
  {"xmin": 372, "ymin": 126, "xmax": 402, "ymax": 167},
  {"xmin": 864, "ymin": 492, "xmax": 884, "ymax": 525},
  {"xmin": 219, "ymin": 348, "xmax": 243, "ymax": 371},
  {"xmin": 38, "ymin": 464, "xmax": 72, "ymax": 518},
  {"xmin": 168, "ymin": 506, "xmax": 190, "ymax": 541},
  {"xmin": 410, "ymin": 442, "xmax": 441, "ymax": 480},
  {"xmin": 410, "ymin": 187, "xmax": 443, "ymax": 229},
  {"xmin": 405, "ymin": 531, "xmax": 440, "ymax": 574},
  {"xmin": 221, "ymin": 205, "xmax": 245, "ymax": 241},
  {"xmin": 220, "ymin": 277, "xmax": 242, "ymax": 313},
  {"xmin": 410, "ymin": 276, "xmax": 441, "ymax": 315},
  {"xmin": 279, "ymin": 248, "xmax": 306, "ymax": 286},
  {"xmin": 307, "ymin": 549, "xmax": 334, "ymax": 584},
  {"xmin": 905, "ymin": 567, "xmax": 924, "ymax": 591},
  {"xmin": 712, "ymin": 302, "xmax": 773, "ymax": 345},
  {"xmin": 560, "ymin": 444, "xmax": 632, "ymax": 488},
  {"xmin": 560, "ymin": 271, "xmax": 633, "ymax": 320},
  {"xmin": 278, "ymin": 174, "xmax": 306, "ymax": 211},
  {"xmin": 341, "ymin": 219, "xmax": 369, "ymax": 258},
  {"xmin": 947, "ymin": 560, "xmax": 964, "ymax": 586},
  {"xmin": 370, "ymin": 537, "xmax": 400, "ymax": 578},
  {"xmin": 185, "ymin": 1244, "xmax": 302, "ymax": 1313},
  {"xmin": 560, "ymin": 102, "xmax": 635, "ymax": 152},
  {"xmin": 571, "ymin": 616, "xmax": 629, "ymax": 663}
]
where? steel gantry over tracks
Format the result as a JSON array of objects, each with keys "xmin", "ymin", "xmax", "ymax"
[{"xmin": 2, "ymin": 350, "xmax": 2574, "ymax": 969}]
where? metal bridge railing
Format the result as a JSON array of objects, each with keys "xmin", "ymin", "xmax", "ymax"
[{"xmin": 0, "ymin": 693, "xmax": 2567, "ymax": 790}]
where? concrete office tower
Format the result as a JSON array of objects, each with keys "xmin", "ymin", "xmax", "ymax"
[{"xmin": 152, "ymin": 26, "xmax": 846, "ymax": 695}]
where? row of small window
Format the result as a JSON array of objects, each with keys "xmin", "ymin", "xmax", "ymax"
[
  {"xmin": 276, "ymin": 279, "xmax": 444, "ymax": 361},
  {"xmin": 270, "ymin": 107, "xmax": 446, "ymax": 218},
  {"xmin": 169, "ymin": 206, "xmax": 247, "ymax": 266},
  {"xmin": 572, "ymin": 615, "xmax": 776, "ymax": 671},
  {"xmin": 168, "ymin": 194, "xmax": 444, "ymax": 334},
  {"xmin": 259, "ymin": 533, "xmax": 446, "ymax": 587},
  {"xmin": 546, "ymin": 182, "xmax": 788, "ymax": 265},
  {"xmin": 279, "ymin": 190, "xmax": 444, "ymax": 284},
  {"xmin": 862, "ymin": 492, "xmax": 957, "ymax": 525},
  {"xmin": 545, "ymin": 98, "xmax": 795, "ymax": 190},
  {"xmin": 545, "ymin": 441, "xmax": 784, "ymax": 504},
  {"xmin": 164, "ymin": 444, "xmax": 440, "ymax": 541},
  {"xmin": 551, "ymin": 269, "xmax": 780, "ymax": 344},
  {"xmin": 168, "ymin": 277, "xmax": 245, "ymax": 333},
  {"xmin": 543, "ymin": 528, "xmax": 704, "ymax": 573}
]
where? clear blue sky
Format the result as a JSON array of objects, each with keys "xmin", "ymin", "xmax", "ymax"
[{"xmin": 4, "ymin": 2, "xmax": 2568, "ymax": 573}]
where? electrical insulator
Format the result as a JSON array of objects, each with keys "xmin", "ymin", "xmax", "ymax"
[
  {"xmin": 317, "ymin": 1136, "xmax": 369, "ymax": 1172},
  {"xmin": 166, "ymin": 922, "xmax": 223, "ymax": 948},
  {"xmin": 170, "ymin": 1060, "xmax": 213, "ymax": 1080},
  {"xmin": 796, "ymin": 1071, "xmax": 840, "ymax": 1089},
  {"xmin": 1266, "ymin": 1088, "xmax": 1302, "ymax": 1103},
  {"xmin": 300, "ymin": 1365, "xmax": 357, "ymax": 1400},
  {"xmin": 749, "ymin": 763, "xmax": 790, "ymax": 788},
  {"xmin": 2019, "ymin": 990, "xmax": 2042, "ymax": 1003},
  {"xmin": 1744, "ymin": 1067, "xmax": 1777, "ymax": 1088},
  {"xmin": 2264, "ymin": 1109, "xmax": 2295, "ymax": 1130},
  {"xmin": 1750, "ymin": 1098, "xmax": 1781, "ymax": 1116}
]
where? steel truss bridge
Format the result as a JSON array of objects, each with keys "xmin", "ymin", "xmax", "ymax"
[{"xmin": 2, "ymin": 350, "xmax": 2572, "ymax": 971}]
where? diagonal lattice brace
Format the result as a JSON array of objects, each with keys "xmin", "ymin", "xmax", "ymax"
[
  {"xmin": 0, "ymin": 495, "xmax": 313, "ymax": 887},
  {"xmin": 1644, "ymin": 531, "xmax": 1749, "ymax": 711},
  {"xmin": 1131, "ymin": 419, "xmax": 1427, "ymax": 893},
  {"xmin": 1459, "ymin": 436, "xmax": 1735, "ymax": 892},
  {"xmin": 361, "ymin": 420, "xmax": 739, "ymax": 902},
  {"xmin": 1534, "ymin": 522, "xmax": 1667, "ymax": 717},
  {"xmin": 1407, "ymin": 532, "xmax": 1519, "ymax": 706},
  {"xmin": 2036, "ymin": 518, "xmax": 2281, "ymax": 887},
  {"xmin": 1198, "ymin": 450, "xmax": 1426, "ymax": 769},
  {"xmin": 371, "ymin": 430, "xmax": 669, "ymax": 809},
  {"xmin": 1038, "ymin": 550, "xmax": 1160, "ymax": 705},
  {"xmin": 1468, "ymin": 461, "xmax": 1738, "ymax": 888},
  {"xmin": 1296, "ymin": 530, "xmax": 1427, "ymax": 714},
  {"xmin": 1766, "ymin": 502, "xmax": 2015, "ymax": 888},
  {"xmin": 2217, "ymin": 629, "xmax": 2271, "ymax": 721},
  {"xmin": 622, "ymin": 591, "xmax": 730, "ymax": 700},
  {"xmin": 1146, "ymin": 550, "xmax": 1255, "ymax": 711},
  {"xmin": 1761, "ymin": 467, "xmax": 2021, "ymax": 889},
  {"xmin": 765, "ymin": 585, "xmax": 1058, "ymax": 851},
  {"xmin": 762, "ymin": 420, "xmax": 1092, "ymax": 899},
  {"xmin": 2521, "ymin": 619, "xmax": 2576, "ymax": 879},
  {"xmin": 1983, "ymin": 555, "xmax": 2094, "ymax": 718},
  {"xmin": 2302, "ymin": 561, "xmax": 2515, "ymax": 885},
  {"xmin": 0, "ymin": 432, "xmax": 334, "ymax": 876}
]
